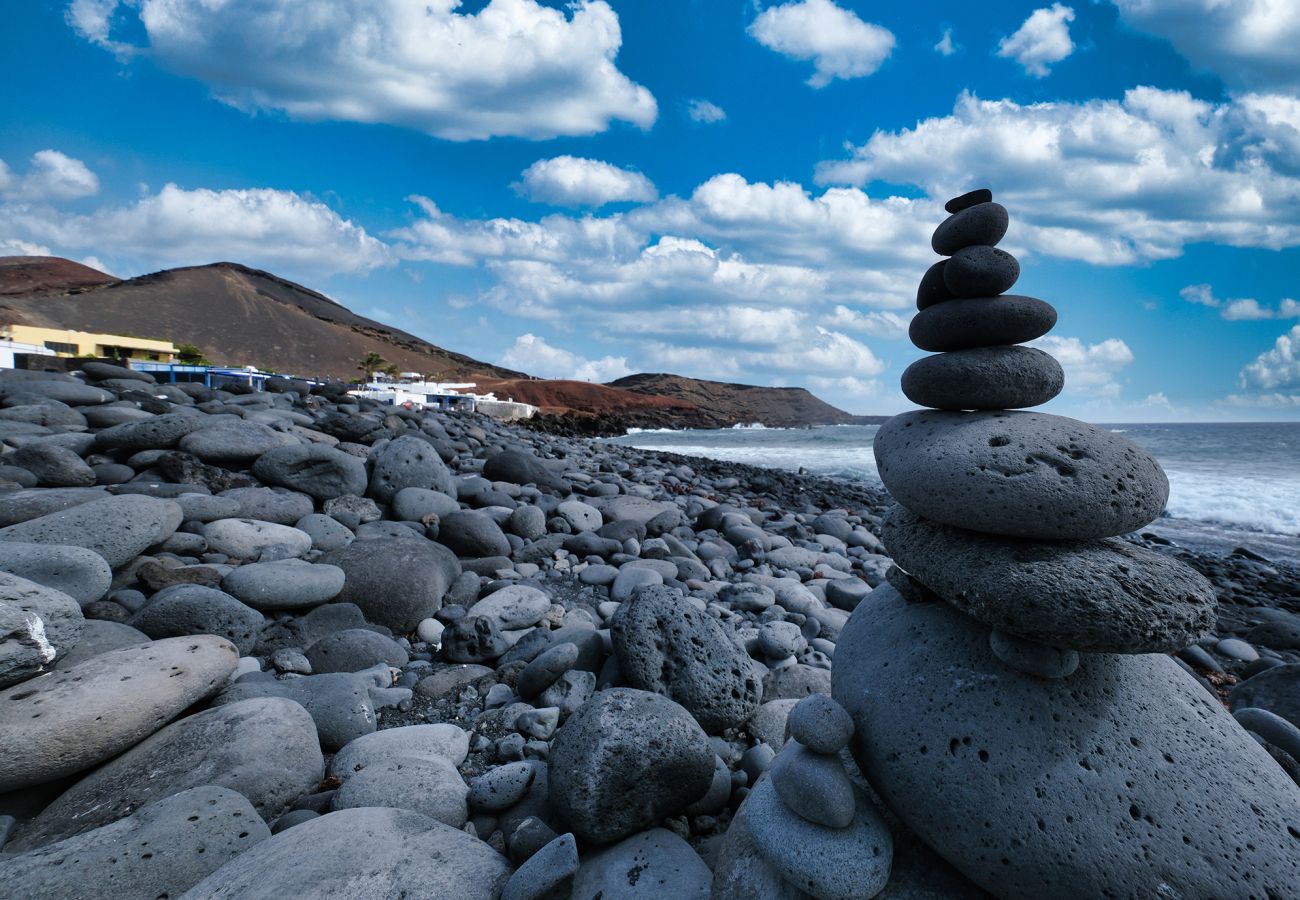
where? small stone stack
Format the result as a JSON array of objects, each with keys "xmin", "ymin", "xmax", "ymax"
[{"xmin": 829, "ymin": 190, "xmax": 1300, "ymax": 898}]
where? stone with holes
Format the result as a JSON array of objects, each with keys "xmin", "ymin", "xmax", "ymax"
[
  {"xmin": 931, "ymin": 202, "xmax": 1009, "ymax": 255},
  {"xmin": 368, "ymin": 435, "xmax": 456, "ymax": 503},
  {"xmin": 909, "ymin": 295, "xmax": 1057, "ymax": 352},
  {"xmin": 873, "ymin": 409, "xmax": 1170, "ymax": 540},
  {"xmin": 883, "ymin": 506, "xmax": 1215, "ymax": 654},
  {"xmin": 611, "ymin": 585, "xmax": 763, "ymax": 733},
  {"xmin": 832, "ymin": 582, "xmax": 1300, "ymax": 899},
  {"xmin": 942, "ymin": 245, "xmax": 1020, "ymax": 298},
  {"xmin": 901, "ymin": 347, "xmax": 1064, "ymax": 411}
]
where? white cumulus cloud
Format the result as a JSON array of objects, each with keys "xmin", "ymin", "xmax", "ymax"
[
  {"xmin": 823, "ymin": 305, "xmax": 910, "ymax": 339},
  {"xmin": 997, "ymin": 4, "xmax": 1076, "ymax": 77},
  {"xmin": 1239, "ymin": 324, "xmax": 1300, "ymax": 390},
  {"xmin": 686, "ymin": 99, "xmax": 727, "ymax": 124},
  {"xmin": 515, "ymin": 156, "xmax": 657, "ymax": 208},
  {"xmin": 500, "ymin": 333, "xmax": 631, "ymax": 382},
  {"xmin": 71, "ymin": 0, "xmax": 656, "ymax": 141},
  {"xmin": 0, "ymin": 150, "xmax": 100, "ymax": 202},
  {"xmin": 748, "ymin": 0, "xmax": 895, "ymax": 88},
  {"xmin": 1030, "ymin": 335, "xmax": 1135, "ymax": 397},
  {"xmin": 934, "ymin": 28, "xmax": 958, "ymax": 56},
  {"xmin": 1180, "ymin": 284, "xmax": 1300, "ymax": 319}
]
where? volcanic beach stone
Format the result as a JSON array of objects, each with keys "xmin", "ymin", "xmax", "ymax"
[
  {"xmin": 711, "ymin": 810, "xmax": 807, "ymax": 900},
  {"xmin": 368, "ymin": 434, "xmax": 456, "ymax": 502},
  {"xmin": 931, "ymin": 201, "xmax": 1009, "ymax": 255},
  {"xmin": 549, "ymin": 688, "xmax": 713, "ymax": 843},
  {"xmin": 305, "ymin": 627, "xmax": 409, "ymax": 672},
  {"xmin": 471, "ymin": 584, "xmax": 553, "ymax": 630},
  {"xmin": 178, "ymin": 422, "xmax": 289, "ymax": 464},
  {"xmin": 178, "ymin": 808, "xmax": 510, "ymax": 900},
  {"xmin": 833, "ymin": 583, "xmax": 1300, "ymax": 899},
  {"xmin": 483, "ymin": 449, "xmax": 571, "ymax": 494},
  {"xmin": 8, "ymin": 697, "xmax": 323, "ymax": 851},
  {"xmin": 321, "ymin": 538, "xmax": 460, "ymax": 632},
  {"xmin": 901, "ymin": 346, "xmax": 1065, "ymax": 410},
  {"xmin": 916, "ymin": 260, "xmax": 954, "ymax": 310},
  {"xmin": 203, "ymin": 518, "xmax": 314, "ymax": 559},
  {"xmin": 0, "ymin": 572, "xmax": 83, "ymax": 687},
  {"xmin": 769, "ymin": 743, "xmax": 856, "ymax": 828},
  {"xmin": 332, "ymin": 754, "xmax": 469, "ymax": 827},
  {"xmin": 883, "ymin": 506, "xmax": 1216, "ymax": 653},
  {"xmin": 94, "ymin": 413, "xmax": 205, "ymax": 451},
  {"xmin": 874, "ymin": 409, "xmax": 1170, "ymax": 540},
  {"xmin": 220, "ymin": 559, "xmax": 344, "ymax": 611},
  {"xmin": 53, "ymin": 619, "xmax": 149, "ymax": 669},
  {"xmin": 0, "ymin": 542, "xmax": 112, "ymax": 606},
  {"xmin": 910, "ymin": 295, "xmax": 1057, "ymax": 352},
  {"xmin": 130, "ymin": 584, "xmax": 264, "ymax": 654},
  {"xmin": 1231, "ymin": 664, "xmax": 1300, "ymax": 730},
  {"xmin": 945, "ymin": 188, "xmax": 993, "ymax": 213},
  {"xmin": 989, "ymin": 628, "xmax": 1080, "ymax": 678},
  {"xmin": 0, "ymin": 786, "xmax": 269, "ymax": 900},
  {"xmin": 8, "ymin": 443, "xmax": 96, "ymax": 486},
  {"xmin": 0, "ymin": 494, "xmax": 183, "ymax": 567},
  {"xmin": 501, "ymin": 831, "xmax": 578, "ymax": 900},
  {"xmin": 392, "ymin": 486, "xmax": 459, "ymax": 523},
  {"xmin": 611, "ymin": 585, "xmax": 763, "ymax": 732},
  {"xmin": 0, "ymin": 486, "xmax": 106, "ymax": 528},
  {"xmin": 329, "ymin": 723, "xmax": 470, "ymax": 778},
  {"xmin": 213, "ymin": 672, "xmax": 377, "ymax": 751},
  {"xmin": 787, "ymin": 693, "xmax": 854, "ymax": 754},
  {"xmin": 440, "ymin": 510, "xmax": 512, "ymax": 558},
  {"xmin": 943, "ymin": 245, "xmax": 1020, "ymax": 297},
  {"xmin": 0, "ymin": 635, "xmax": 237, "ymax": 792},
  {"xmin": 570, "ymin": 828, "xmax": 712, "ymax": 900},
  {"xmin": 251, "ymin": 444, "xmax": 367, "ymax": 500}
]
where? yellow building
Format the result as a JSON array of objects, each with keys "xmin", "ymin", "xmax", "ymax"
[{"xmin": 0, "ymin": 324, "xmax": 176, "ymax": 362}]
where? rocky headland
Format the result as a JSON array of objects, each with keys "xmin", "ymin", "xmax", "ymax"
[{"xmin": 1, "ymin": 209, "xmax": 1299, "ymax": 897}]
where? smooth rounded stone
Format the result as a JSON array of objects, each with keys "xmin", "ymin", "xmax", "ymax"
[
  {"xmin": 179, "ymin": 807, "xmax": 510, "ymax": 900},
  {"xmin": 770, "ymin": 742, "xmax": 856, "ymax": 828},
  {"xmin": 177, "ymin": 493, "xmax": 241, "ymax": 522},
  {"xmin": 909, "ymin": 294, "xmax": 1057, "ymax": 352},
  {"xmin": 221, "ymin": 486, "xmax": 314, "ymax": 525},
  {"xmin": 368, "ymin": 435, "xmax": 456, "ymax": 503},
  {"xmin": 721, "ymin": 581, "xmax": 777, "ymax": 611},
  {"xmin": 518, "ymin": 640, "xmax": 579, "ymax": 699},
  {"xmin": 130, "ymin": 584, "xmax": 264, "ymax": 655},
  {"xmin": 502, "ymin": 831, "xmax": 578, "ymax": 900},
  {"xmin": 305, "ymin": 628, "xmax": 409, "ymax": 673},
  {"xmin": 989, "ymin": 628, "xmax": 1080, "ymax": 678},
  {"xmin": 178, "ymin": 422, "xmax": 289, "ymax": 464},
  {"xmin": 1230, "ymin": 665, "xmax": 1300, "ymax": 730},
  {"xmin": 508, "ymin": 504, "xmax": 547, "ymax": 540},
  {"xmin": 833, "ymin": 582, "xmax": 1300, "ymax": 899},
  {"xmin": 748, "ymin": 698, "xmax": 800, "ymax": 747},
  {"xmin": 945, "ymin": 188, "xmax": 993, "ymax": 213},
  {"xmin": 711, "ymin": 805, "xmax": 809, "ymax": 900},
  {"xmin": 883, "ymin": 507, "xmax": 1217, "ymax": 654},
  {"xmin": 329, "ymin": 723, "xmax": 471, "ymax": 779},
  {"xmin": 931, "ymin": 201, "xmax": 1008, "ymax": 255},
  {"xmin": 293, "ymin": 512, "xmax": 354, "ymax": 551},
  {"xmin": 758, "ymin": 620, "xmax": 805, "ymax": 659},
  {"xmin": 8, "ymin": 696, "xmax": 323, "ymax": 852},
  {"xmin": 0, "ymin": 572, "xmax": 84, "ymax": 687},
  {"xmin": 0, "ymin": 462, "xmax": 38, "ymax": 487},
  {"xmin": 472, "ymin": 584, "xmax": 552, "ymax": 630},
  {"xmin": 787, "ymin": 694, "xmax": 854, "ymax": 755},
  {"xmin": 902, "ymin": 347, "xmax": 1064, "ymax": 410},
  {"xmin": 1217, "ymin": 637, "xmax": 1259, "ymax": 662},
  {"xmin": 80, "ymin": 360, "xmax": 153, "ymax": 382},
  {"xmin": 331, "ymin": 754, "xmax": 468, "ymax": 827},
  {"xmin": 251, "ymin": 444, "xmax": 367, "ymax": 501},
  {"xmin": 53, "ymin": 618, "xmax": 149, "ymax": 669},
  {"xmin": 95, "ymin": 413, "xmax": 203, "ymax": 451},
  {"xmin": 611, "ymin": 565, "xmax": 663, "ymax": 601},
  {"xmin": 8, "ymin": 443, "xmax": 97, "ymax": 486},
  {"xmin": 1234, "ymin": 706, "xmax": 1300, "ymax": 767},
  {"xmin": 0, "ymin": 494, "xmax": 183, "ymax": 568},
  {"xmin": 270, "ymin": 808, "xmax": 318, "ymax": 832},
  {"xmin": 82, "ymin": 405, "xmax": 153, "ymax": 427},
  {"xmin": 570, "ymin": 827, "xmax": 712, "ymax": 900},
  {"xmin": 517, "ymin": 706, "xmax": 561, "ymax": 739},
  {"xmin": 0, "ymin": 786, "xmax": 266, "ymax": 898},
  {"xmin": 201, "ymin": 518, "xmax": 309, "ymax": 561},
  {"xmin": 747, "ymin": 777, "xmax": 892, "ymax": 900},
  {"xmin": 824, "ymin": 577, "xmax": 871, "ymax": 612},
  {"xmin": 483, "ymin": 450, "xmax": 571, "ymax": 494},
  {"xmin": 221, "ymin": 560, "xmax": 345, "ymax": 611},
  {"xmin": 0, "ymin": 487, "xmax": 107, "ymax": 528},
  {"xmin": 440, "ymin": 510, "xmax": 512, "ymax": 558},
  {"xmin": 416, "ymin": 663, "xmax": 493, "ymax": 698},
  {"xmin": 942, "ymin": 244, "xmax": 1020, "ymax": 297},
  {"xmin": 874, "ymin": 409, "xmax": 1171, "ymax": 540},
  {"xmin": 469, "ymin": 761, "xmax": 537, "ymax": 813},
  {"xmin": 0, "ymin": 379, "xmax": 113, "ymax": 406},
  {"xmin": 0, "ymin": 401, "xmax": 88, "ymax": 428},
  {"xmin": 612, "ymin": 586, "xmax": 763, "ymax": 733},
  {"xmin": 0, "ymin": 634, "xmax": 236, "ymax": 792},
  {"xmin": 579, "ymin": 563, "xmax": 618, "ymax": 586},
  {"xmin": 392, "ymin": 486, "xmax": 459, "ymax": 523},
  {"xmin": 916, "ymin": 259, "xmax": 954, "ymax": 310},
  {"xmin": 557, "ymin": 499, "xmax": 602, "ymax": 532},
  {"xmin": 763, "ymin": 663, "xmax": 832, "ymax": 701},
  {"xmin": 550, "ymin": 688, "xmax": 713, "ymax": 844}
]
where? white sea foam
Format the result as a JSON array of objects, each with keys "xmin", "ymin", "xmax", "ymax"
[{"xmin": 1163, "ymin": 470, "xmax": 1300, "ymax": 536}]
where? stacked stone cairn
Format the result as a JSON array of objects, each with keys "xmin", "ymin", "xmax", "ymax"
[{"xmin": 827, "ymin": 189, "xmax": 1300, "ymax": 897}]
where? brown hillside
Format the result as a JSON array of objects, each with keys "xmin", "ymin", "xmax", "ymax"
[
  {"xmin": 609, "ymin": 372, "xmax": 884, "ymax": 428},
  {"xmin": 475, "ymin": 378, "xmax": 697, "ymax": 415},
  {"xmin": 0, "ymin": 259, "xmax": 523, "ymax": 381},
  {"xmin": 0, "ymin": 256, "xmax": 118, "ymax": 296}
]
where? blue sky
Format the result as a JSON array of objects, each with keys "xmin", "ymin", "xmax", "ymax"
[{"xmin": 3, "ymin": 0, "xmax": 1299, "ymax": 420}]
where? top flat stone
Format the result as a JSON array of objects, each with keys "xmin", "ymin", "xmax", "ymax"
[
  {"xmin": 945, "ymin": 188, "xmax": 993, "ymax": 213},
  {"xmin": 874, "ymin": 410, "xmax": 1169, "ymax": 540}
]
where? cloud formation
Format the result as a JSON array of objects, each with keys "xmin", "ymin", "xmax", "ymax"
[
  {"xmin": 816, "ymin": 88, "xmax": 1300, "ymax": 264},
  {"xmin": 686, "ymin": 99, "xmax": 727, "ymax": 124},
  {"xmin": 1239, "ymin": 324, "xmax": 1300, "ymax": 391},
  {"xmin": 500, "ymin": 333, "xmax": 631, "ymax": 382},
  {"xmin": 0, "ymin": 150, "xmax": 100, "ymax": 201},
  {"xmin": 1030, "ymin": 335, "xmax": 1135, "ymax": 397},
  {"xmin": 70, "ymin": 0, "xmax": 656, "ymax": 141},
  {"xmin": 748, "ymin": 0, "xmax": 895, "ymax": 88},
  {"xmin": 997, "ymin": 4, "xmax": 1076, "ymax": 78},
  {"xmin": 515, "ymin": 156, "xmax": 657, "ymax": 207},
  {"xmin": 1180, "ymin": 284, "xmax": 1300, "ymax": 320}
]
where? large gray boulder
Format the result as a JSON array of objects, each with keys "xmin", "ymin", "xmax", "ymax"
[
  {"xmin": 213, "ymin": 671, "xmax": 378, "ymax": 751},
  {"xmin": 873, "ymin": 409, "xmax": 1169, "ymax": 540},
  {"xmin": 0, "ymin": 634, "xmax": 238, "ymax": 792},
  {"xmin": 177, "ymin": 807, "xmax": 510, "ymax": 899},
  {"xmin": 0, "ymin": 487, "xmax": 107, "ymax": 528},
  {"xmin": 7, "ymin": 697, "xmax": 323, "ymax": 851},
  {"xmin": 883, "ymin": 506, "xmax": 1216, "ymax": 654},
  {"xmin": 439, "ymin": 510, "xmax": 512, "ymax": 558},
  {"xmin": 0, "ymin": 541, "xmax": 111, "ymax": 606},
  {"xmin": 571, "ymin": 828, "xmax": 712, "ymax": 900},
  {"xmin": 482, "ymin": 450, "xmax": 570, "ymax": 494},
  {"xmin": 252, "ymin": 444, "xmax": 368, "ymax": 500},
  {"xmin": 0, "ymin": 786, "xmax": 269, "ymax": 900},
  {"xmin": 832, "ymin": 583, "xmax": 1300, "ymax": 899},
  {"xmin": 129, "ymin": 584, "xmax": 264, "ymax": 655},
  {"xmin": 322, "ymin": 538, "xmax": 461, "ymax": 632},
  {"xmin": 611, "ymin": 585, "xmax": 762, "ymax": 732},
  {"xmin": 7, "ymin": 443, "xmax": 97, "ymax": 487},
  {"xmin": 0, "ymin": 494, "xmax": 183, "ymax": 567},
  {"xmin": 549, "ymin": 688, "xmax": 713, "ymax": 844},
  {"xmin": 220, "ymin": 559, "xmax": 345, "ymax": 611},
  {"xmin": 368, "ymin": 435, "xmax": 456, "ymax": 502},
  {"xmin": 0, "ymin": 572, "xmax": 84, "ymax": 688},
  {"xmin": 202, "ymin": 518, "xmax": 313, "ymax": 560},
  {"xmin": 178, "ymin": 422, "xmax": 290, "ymax": 464},
  {"xmin": 94, "ymin": 412, "xmax": 205, "ymax": 451}
]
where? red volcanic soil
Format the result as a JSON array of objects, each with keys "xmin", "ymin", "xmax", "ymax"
[
  {"xmin": 475, "ymin": 378, "xmax": 696, "ymax": 416},
  {"xmin": 0, "ymin": 256, "xmax": 118, "ymax": 297}
]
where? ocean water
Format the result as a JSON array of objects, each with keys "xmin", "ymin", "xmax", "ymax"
[{"xmin": 607, "ymin": 422, "xmax": 1300, "ymax": 559}]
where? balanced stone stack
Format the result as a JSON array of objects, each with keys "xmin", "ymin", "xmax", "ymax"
[{"xmin": 831, "ymin": 189, "xmax": 1300, "ymax": 897}]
